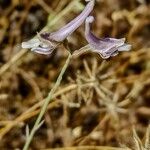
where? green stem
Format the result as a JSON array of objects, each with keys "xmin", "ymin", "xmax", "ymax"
[{"xmin": 23, "ymin": 52, "xmax": 72, "ymax": 150}]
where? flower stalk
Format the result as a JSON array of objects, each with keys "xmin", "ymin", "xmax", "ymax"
[{"xmin": 23, "ymin": 52, "xmax": 72, "ymax": 150}]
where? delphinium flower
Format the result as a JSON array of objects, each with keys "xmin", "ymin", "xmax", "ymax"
[
  {"xmin": 22, "ymin": 0, "xmax": 95, "ymax": 55},
  {"xmin": 85, "ymin": 16, "xmax": 131, "ymax": 59}
]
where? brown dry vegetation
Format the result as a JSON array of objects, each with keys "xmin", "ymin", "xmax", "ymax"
[{"xmin": 0, "ymin": 0, "xmax": 150, "ymax": 150}]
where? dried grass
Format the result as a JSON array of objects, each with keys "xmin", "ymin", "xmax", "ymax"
[{"xmin": 0, "ymin": 0, "xmax": 150, "ymax": 149}]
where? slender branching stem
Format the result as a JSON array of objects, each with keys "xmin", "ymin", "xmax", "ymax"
[{"xmin": 23, "ymin": 52, "xmax": 72, "ymax": 150}]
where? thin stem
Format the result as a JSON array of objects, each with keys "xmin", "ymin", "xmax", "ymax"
[{"xmin": 23, "ymin": 52, "xmax": 72, "ymax": 150}]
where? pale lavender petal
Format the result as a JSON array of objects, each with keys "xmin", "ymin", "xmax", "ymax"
[
  {"xmin": 40, "ymin": 0, "xmax": 95, "ymax": 42},
  {"xmin": 31, "ymin": 47, "xmax": 54, "ymax": 55},
  {"xmin": 22, "ymin": 38, "xmax": 41, "ymax": 49},
  {"xmin": 102, "ymin": 38, "xmax": 125, "ymax": 43},
  {"xmin": 118, "ymin": 44, "xmax": 132, "ymax": 51},
  {"xmin": 99, "ymin": 47, "xmax": 118, "ymax": 59},
  {"xmin": 85, "ymin": 16, "xmax": 131, "ymax": 59},
  {"xmin": 85, "ymin": 16, "xmax": 124, "ymax": 52}
]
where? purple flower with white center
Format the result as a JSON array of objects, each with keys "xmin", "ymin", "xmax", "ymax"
[
  {"xmin": 22, "ymin": 0, "xmax": 95, "ymax": 55},
  {"xmin": 85, "ymin": 16, "xmax": 131, "ymax": 59}
]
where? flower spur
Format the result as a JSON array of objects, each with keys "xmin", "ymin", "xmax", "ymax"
[
  {"xmin": 85, "ymin": 16, "xmax": 131, "ymax": 59},
  {"xmin": 22, "ymin": 0, "xmax": 95, "ymax": 55}
]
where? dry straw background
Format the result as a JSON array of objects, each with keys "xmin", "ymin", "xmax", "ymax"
[{"xmin": 0, "ymin": 0, "xmax": 150, "ymax": 149}]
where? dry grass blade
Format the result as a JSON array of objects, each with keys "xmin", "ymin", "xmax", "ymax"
[
  {"xmin": 0, "ymin": 0, "xmax": 150, "ymax": 149},
  {"xmin": 41, "ymin": 146, "xmax": 131, "ymax": 150}
]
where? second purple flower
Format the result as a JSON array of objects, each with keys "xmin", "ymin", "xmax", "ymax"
[{"xmin": 85, "ymin": 16, "xmax": 131, "ymax": 59}]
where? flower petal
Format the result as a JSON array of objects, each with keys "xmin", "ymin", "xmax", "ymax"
[
  {"xmin": 118, "ymin": 44, "xmax": 132, "ymax": 51},
  {"xmin": 31, "ymin": 47, "xmax": 54, "ymax": 55},
  {"xmin": 40, "ymin": 0, "xmax": 95, "ymax": 42},
  {"xmin": 85, "ymin": 16, "xmax": 131, "ymax": 59},
  {"xmin": 22, "ymin": 38, "xmax": 41, "ymax": 49}
]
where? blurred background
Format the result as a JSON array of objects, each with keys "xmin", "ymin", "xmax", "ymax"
[{"xmin": 0, "ymin": 0, "xmax": 150, "ymax": 149}]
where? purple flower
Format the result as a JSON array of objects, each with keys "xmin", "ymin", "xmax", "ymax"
[
  {"xmin": 22, "ymin": 0, "xmax": 95, "ymax": 55},
  {"xmin": 22, "ymin": 35, "xmax": 58, "ymax": 55},
  {"xmin": 85, "ymin": 16, "xmax": 131, "ymax": 59}
]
